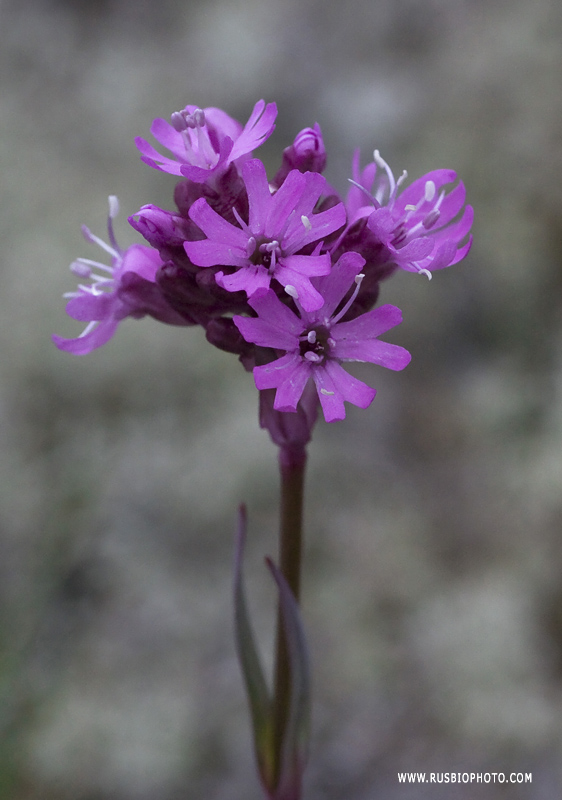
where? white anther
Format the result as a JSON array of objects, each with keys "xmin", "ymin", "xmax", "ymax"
[
  {"xmin": 320, "ymin": 389, "xmax": 335, "ymax": 396},
  {"xmin": 373, "ymin": 149, "xmax": 400, "ymax": 202},
  {"xmin": 246, "ymin": 236, "xmax": 257, "ymax": 257},
  {"xmin": 418, "ymin": 268, "xmax": 432, "ymax": 280},
  {"xmin": 71, "ymin": 260, "xmax": 92, "ymax": 278},
  {"xmin": 108, "ymin": 196, "xmax": 119, "ymax": 219},
  {"xmin": 397, "ymin": 170, "xmax": 408, "ymax": 188},
  {"xmin": 301, "ymin": 215, "xmax": 312, "ymax": 231},
  {"xmin": 331, "ymin": 272, "xmax": 365, "ymax": 325},
  {"xmin": 373, "ymin": 149, "xmax": 386, "ymax": 169},
  {"xmin": 285, "ymin": 285, "xmax": 299, "ymax": 299},
  {"xmin": 304, "ymin": 352, "xmax": 322, "ymax": 363},
  {"xmin": 424, "ymin": 180, "xmax": 436, "ymax": 203},
  {"xmin": 405, "ymin": 204, "xmax": 417, "ymax": 211},
  {"xmin": 307, "ymin": 330, "xmax": 317, "ymax": 344}
]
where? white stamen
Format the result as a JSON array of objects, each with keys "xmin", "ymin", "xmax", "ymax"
[
  {"xmin": 347, "ymin": 178, "xmax": 376, "ymax": 205},
  {"xmin": 246, "ymin": 236, "xmax": 257, "ymax": 257},
  {"xmin": 285, "ymin": 285, "xmax": 299, "ymax": 299},
  {"xmin": 105, "ymin": 197, "xmax": 122, "ymax": 254},
  {"xmin": 108, "ymin": 195, "xmax": 119, "ymax": 219},
  {"xmin": 373, "ymin": 149, "xmax": 386, "ymax": 169},
  {"xmin": 424, "ymin": 180, "xmax": 436, "ymax": 203},
  {"xmin": 331, "ymin": 273, "xmax": 365, "ymax": 325},
  {"xmin": 90, "ymin": 274, "xmax": 113, "ymax": 286},
  {"xmin": 418, "ymin": 268, "xmax": 432, "ymax": 280},
  {"xmin": 71, "ymin": 260, "xmax": 92, "ymax": 278},
  {"xmin": 320, "ymin": 389, "xmax": 335, "ymax": 396},
  {"xmin": 301, "ymin": 215, "xmax": 312, "ymax": 231},
  {"xmin": 261, "ymin": 240, "xmax": 280, "ymax": 254},
  {"xmin": 78, "ymin": 321, "xmax": 98, "ymax": 339},
  {"xmin": 304, "ymin": 352, "xmax": 322, "ymax": 363},
  {"xmin": 405, "ymin": 204, "xmax": 417, "ymax": 211},
  {"xmin": 232, "ymin": 206, "xmax": 250, "ymax": 234},
  {"xmin": 71, "ymin": 258, "xmax": 113, "ymax": 274},
  {"xmin": 373, "ymin": 149, "xmax": 398, "ymax": 203},
  {"xmin": 307, "ymin": 330, "xmax": 317, "ymax": 344},
  {"xmin": 397, "ymin": 170, "xmax": 408, "ymax": 188},
  {"xmin": 81, "ymin": 225, "xmax": 119, "ymax": 259}
]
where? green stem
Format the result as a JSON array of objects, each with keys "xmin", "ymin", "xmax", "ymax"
[{"xmin": 272, "ymin": 443, "xmax": 307, "ymax": 787}]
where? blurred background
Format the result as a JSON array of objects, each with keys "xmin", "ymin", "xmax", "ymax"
[{"xmin": 2, "ymin": 0, "xmax": 562, "ymax": 797}]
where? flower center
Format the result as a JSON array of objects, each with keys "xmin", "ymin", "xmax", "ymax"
[
  {"xmin": 246, "ymin": 237, "xmax": 283, "ymax": 273},
  {"xmin": 299, "ymin": 325, "xmax": 333, "ymax": 364}
]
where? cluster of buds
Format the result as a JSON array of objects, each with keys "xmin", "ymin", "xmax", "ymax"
[{"xmin": 54, "ymin": 99, "xmax": 472, "ymax": 441}]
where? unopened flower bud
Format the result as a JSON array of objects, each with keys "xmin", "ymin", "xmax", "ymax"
[{"xmin": 272, "ymin": 123, "xmax": 327, "ymax": 187}]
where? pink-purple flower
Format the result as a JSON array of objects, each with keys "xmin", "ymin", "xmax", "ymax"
[
  {"xmin": 135, "ymin": 99, "xmax": 277, "ymax": 184},
  {"xmin": 185, "ymin": 158, "xmax": 346, "ymax": 311},
  {"xmin": 233, "ymin": 252, "xmax": 411, "ymax": 422},
  {"xmin": 54, "ymin": 97, "xmax": 474, "ymax": 435},
  {"xmin": 346, "ymin": 149, "xmax": 473, "ymax": 277},
  {"xmin": 53, "ymin": 198, "xmax": 186, "ymax": 355}
]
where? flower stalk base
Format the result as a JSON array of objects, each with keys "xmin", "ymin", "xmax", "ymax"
[{"xmin": 273, "ymin": 444, "xmax": 307, "ymax": 786}]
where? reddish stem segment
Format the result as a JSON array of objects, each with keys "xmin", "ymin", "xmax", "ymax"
[{"xmin": 272, "ymin": 444, "xmax": 307, "ymax": 787}]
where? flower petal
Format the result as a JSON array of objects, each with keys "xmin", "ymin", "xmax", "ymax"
[
  {"xmin": 308, "ymin": 252, "xmax": 366, "ymax": 321},
  {"xmin": 65, "ymin": 293, "xmax": 115, "ymax": 321},
  {"xmin": 273, "ymin": 359, "xmax": 312, "ymax": 412},
  {"xmin": 217, "ymin": 265, "xmax": 270, "ymax": 296},
  {"xmin": 229, "ymin": 100, "xmax": 277, "ymax": 162},
  {"xmin": 253, "ymin": 353, "xmax": 305, "ymax": 392},
  {"xmin": 265, "ymin": 169, "xmax": 306, "ymax": 238},
  {"xmin": 235, "ymin": 289, "xmax": 303, "ymax": 347},
  {"xmin": 332, "ymin": 303, "xmax": 403, "ymax": 340},
  {"xmin": 243, "ymin": 159, "xmax": 276, "ymax": 235},
  {"xmin": 315, "ymin": 360, "xmax": 376, "ymax": 420},
  {"xmin": 134, "ymin": 137, "xmax": 185, "ymax": 175},
  {"xmin": 273, "ymin": 264, "xmax": 326, "ymax": 311},
  {"xmin": 205, "ymin": 107, "xmax": 243, "ymax": 144},
  {"xmin": 185, "ymin": 238, "xmax": 248, "ymax": 268},
  {"xmin": 52, "ymin": 319, "xmax": 119, "ymax": 355}
]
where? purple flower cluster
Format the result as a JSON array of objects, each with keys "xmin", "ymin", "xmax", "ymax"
[{"xmin": 54, "ymin": 100, "xmax": 472, "ymax": 433}]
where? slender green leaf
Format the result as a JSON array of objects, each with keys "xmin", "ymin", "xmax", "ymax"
[
  {"xmin": 266, "ymin": 557, "xmax": 311, "ymax": 800},
  {"xmin": 233, "ymin": 505, "xmax": 275, "ymax": 791}
]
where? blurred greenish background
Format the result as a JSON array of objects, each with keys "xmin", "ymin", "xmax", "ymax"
[{"xmin": 2, "ymin": 0, "xmax": 562, "ymax": 797}]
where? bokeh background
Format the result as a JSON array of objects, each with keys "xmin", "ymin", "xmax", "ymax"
[{"xmin": 2, "ymin": 0, "xmax": 562, "ymax": 797}]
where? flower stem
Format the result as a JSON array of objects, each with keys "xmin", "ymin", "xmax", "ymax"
[{"xmin": 272, "ymin": 443, "xmax": 307, "ymax": 787}]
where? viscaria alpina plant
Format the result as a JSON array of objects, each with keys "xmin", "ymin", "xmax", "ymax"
[{"xmin": 53, "ymin": 99, "xmax": 472, "ymax": 799}]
